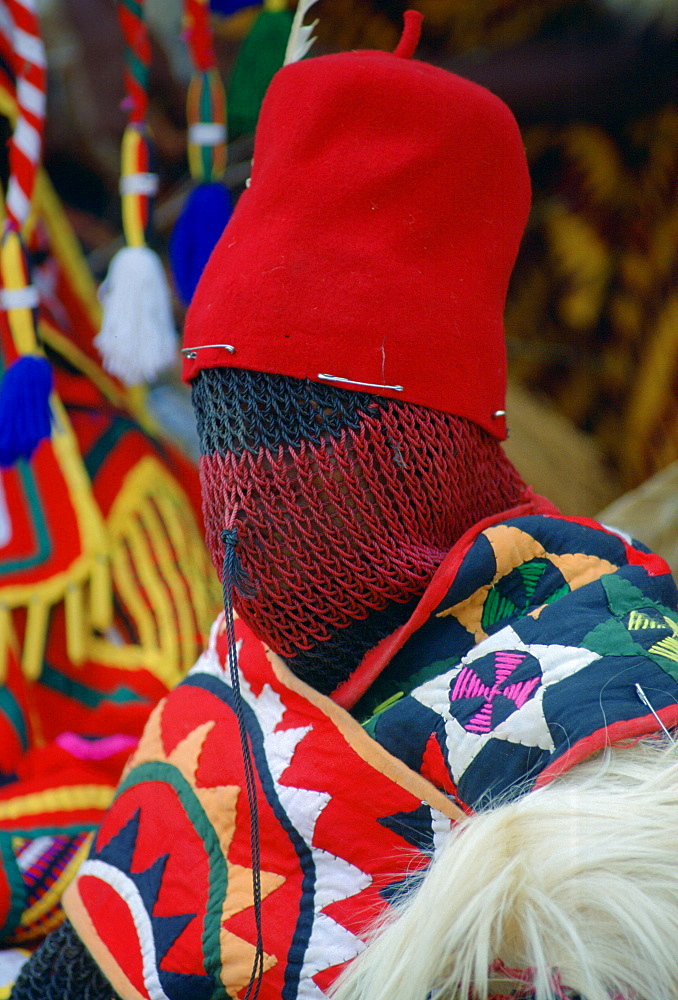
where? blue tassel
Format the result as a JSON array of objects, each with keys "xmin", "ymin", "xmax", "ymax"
[
  {"xmin": 209, "ymin": 0, "xmax": 253, "ymax": 14},
  {"xmin": 169, "ymin": 182, "xmax": 233, "ymax": 306},
  {"xmin": 0, "ymin": 355, "xmax": 53, "ymax": 467}
]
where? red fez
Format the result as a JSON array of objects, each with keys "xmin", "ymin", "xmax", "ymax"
[{"xmin": 182, "ymin": 13, "xmax": 531, "ymax": 438}]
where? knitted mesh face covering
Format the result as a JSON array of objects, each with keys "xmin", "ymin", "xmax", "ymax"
[
  {"xmin": 11, "ymin": 920, "xmax": 121, "ymax": 1000},
  {"xmin": 192, "ymin": 369, "xmax": 527, "ymax": 694}
]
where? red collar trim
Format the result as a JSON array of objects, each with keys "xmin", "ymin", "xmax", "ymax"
[{"xmin": 331, "ymin": 489, "xmax": 559, "ymax": 709}]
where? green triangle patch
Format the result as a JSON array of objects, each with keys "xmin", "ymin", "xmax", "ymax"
[
  {"xmin": 600, "ymin": 573, "xmax": 663, "ymax": 618},
  {"xmin": 543, "ymin": 582, "xmax": 570, "ymax": 606},
  {"xmin": 517, "ymin": 559, "xmax": 548, "ymax": 599},
  {"xmin": 582, "ymin": 616, "xmax": 647, "ymax": 659},
  {"xmin": 482, "ymin": 587, "xmax": 518, "ymax": 629},
  {"xmin": 583, "ymin": 576, "xmax": 678, "ymax": 682}
]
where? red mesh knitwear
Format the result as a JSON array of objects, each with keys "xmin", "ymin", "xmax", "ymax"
[{"xmin": 193, "ymin": 369, "xmax": 527, "ymax": 692}]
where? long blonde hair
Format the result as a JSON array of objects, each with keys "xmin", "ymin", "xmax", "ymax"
[{"xmin": 332, "ymin": 739, "xmax": 678, "ymax": 1000}]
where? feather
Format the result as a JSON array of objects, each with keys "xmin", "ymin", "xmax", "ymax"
[{"xmin": 283, "ymin": 0, "xmax": 321, "ymax": 66}]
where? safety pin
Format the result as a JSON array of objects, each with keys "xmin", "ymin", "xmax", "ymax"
[
  {"xmin": 635, "ymin": 683, "xmax": 676, "ymax": 742},
  {"xmin": 318, "ymin": 373, "xmax": 404, "ymax": 392},
  {"xmin": 181, "ymin": 344, "xmax": 236, "ymax": 359}
]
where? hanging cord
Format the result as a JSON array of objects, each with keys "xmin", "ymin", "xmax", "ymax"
[{"xmin": 221, "ymin": 526, "xmax": 264, "ymax": 1000}]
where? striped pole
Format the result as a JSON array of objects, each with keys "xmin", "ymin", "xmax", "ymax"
[
  {"xmin": 168, "ymin": 0, "xmax": 231, "ymax": 305},
  {"xmin": 184, "ymin": 0, "xmax": 227, "ymax": 184},
  {"xmin": 117, "ymin": 0, "xmax": 155, "ymax": 248},
  {"xmin": 0, "ymin": 0, "xmax": 53, "ymax": 468},
  {"xmin": 5, "ymin": 0, "xmax": 46, "ymax": 233}
]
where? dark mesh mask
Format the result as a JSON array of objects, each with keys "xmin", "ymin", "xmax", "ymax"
[{"xmin": 192, "ymin": 368, "xmax": 526, "ymax": 695}]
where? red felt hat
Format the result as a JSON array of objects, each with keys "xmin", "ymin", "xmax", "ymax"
[{"xmin": 182, "ymin": 12, "xmax": 531, "ymax": 438}]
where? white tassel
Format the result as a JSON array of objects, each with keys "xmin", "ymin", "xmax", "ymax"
[
  {"xmin": 283, "ymin": 0, "xmax": 320, "ymax": 65},
  {"xmin": 95, "ymin": 245, "xmax": 177, "ymax": 385}
]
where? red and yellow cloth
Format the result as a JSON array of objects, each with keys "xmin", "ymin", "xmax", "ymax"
[{"xmin": 0, "ymin": 69, "xmax": 220, "ymax": 954}]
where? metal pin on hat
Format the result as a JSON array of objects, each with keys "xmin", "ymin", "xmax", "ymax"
[
  {"xmin": 318, "ymin": 373, "xmax": 404, "ymax": 392},
  {"xmin": 181, "ymin": 343, "xmax": 235, "ymax": 359}
]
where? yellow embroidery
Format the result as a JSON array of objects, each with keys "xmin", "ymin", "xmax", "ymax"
[
  {"xmin": 107, "ymin": 456, "xmax": 221, "ymax": 686},
  {"xmin": 0, "ymin": 786, "xmax": 114, "ymax": 821},
  {"xmin": 628, "ymin": 610, "xmax": 665, "ymax": 631},
  {"xmin": 650, "ymin": 636, "xmax": 678, "ymax": 665},
  {"xmin": 649, "ymin": 615, "xmax": 678, "ymax": 664}
]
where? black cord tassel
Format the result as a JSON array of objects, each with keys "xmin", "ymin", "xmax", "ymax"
[{"xmin": 221, "ymin": 527, "xmax": 264, "ymax": 1000}]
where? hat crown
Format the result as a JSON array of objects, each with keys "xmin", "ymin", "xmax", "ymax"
[
  {"xmin": 183, "ymin": 45, "xmax": 531, "ymax": 438},
  {"xmin": 253, "ymin": 51, "xmax": 527, "ymax": 246}
]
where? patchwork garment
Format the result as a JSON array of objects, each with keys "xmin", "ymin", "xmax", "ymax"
[
  {"xmin": 359, "ymin": 512, "xmax": 678, "ymax": 810},
  {"xmin": 64, "ymin": 616, "xmax": 462, "ymax": 1000},
  {"xmin": 63, "ymin": 508, "xmax": 678, "ymax": 1000},
  {"xmin": 0, "ymin": 78, "xmax": 220, "ymax": 954}
]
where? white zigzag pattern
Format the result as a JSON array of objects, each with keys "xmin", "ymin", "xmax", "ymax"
[
  {"xmin": 189, "ymin": 615, "xmax": 234, "ymax": 680},
  {"xmin": 430, "ymin": 808, "xmax": 455, "ymax": 857},
  {"xmin": 79, "ymin": 860, "xmax": 171, "ymax": 1000},
  {"xmin": 233, "ymin": 671, "xmax": 371, "ymax": 999}
]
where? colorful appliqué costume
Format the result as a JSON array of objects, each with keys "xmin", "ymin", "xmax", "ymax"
[
  {"xmin": 0, "ymin": 64, "xmax": 220, "ymax": 974},
  {"xmin": 63, "ymin": 494, "xmax": 678, "ymax": 1000}
]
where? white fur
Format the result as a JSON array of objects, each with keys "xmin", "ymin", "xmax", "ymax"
[{"xmin": 332, "ymin": 739, "xmax": 678, "ymax": 1000}]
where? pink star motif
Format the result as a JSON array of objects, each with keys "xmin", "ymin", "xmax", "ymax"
[{"xmin": 451, "ymin": 651, "xmax": 541, "ymax": 734}]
